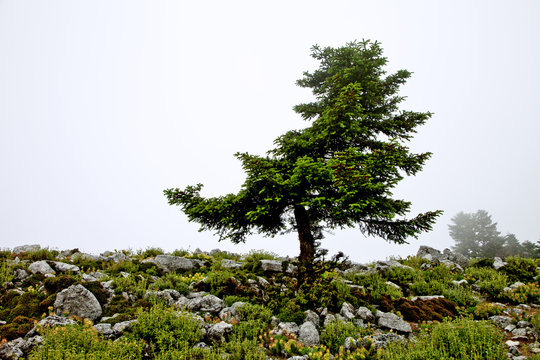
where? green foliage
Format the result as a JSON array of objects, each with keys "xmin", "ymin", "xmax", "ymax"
[
  {"xmin": 242, "ymin": 249, "xmax": 279, "ymax": 273},
  {"xmin": 320, "ymin": 320, "xmax": 370, "ymax": 354},
  {"xmin": 468, "ymin": 302, "xmax": 505, "ymax": 319},
  {"xmin": 398, "ymin": 256, "xmax": 430, "ymax": 270},
  {"xmin": 43, "ymin": 274, "xmax": 78, "ymax": 294},
  {"xmin": 165, "ymin": 40, "xmax": 441, "ymax": 265},
  {"xmin": 501, "ymin": 282, "xmax": 540, "ymax": 304},
  {"xmin": 113, "ymin": 275, "xmax": 149, "ymax": 298},
  {"xmin": 18, "ymin": 247, "xmax": 59, "ymax": 262},
  {"xmin": 236, "ymin": 302, "xmax": 273, "ymax": 323},
  {"xmin": 501, "ymin": 256, "xmax": 538, "ymax": 283},
  {"xmin": 0, "ymin": 259, "xmax": 14, "ymax": 285},
  {"xmin": 441, "ymin": 286, "xmax": 479, "ymax": 307},
  {"xmin": 129, "ymin": 304, "xmax": 203, "ymax": 356},
  {"xmin": 137, "ymin": 247, "xmax": 164, "ymax": 259},
  {"xmin": 350, "ymin": 272, "xmax": 402, "ymax": 300},
  {"xmin": 223, "ymin": 295, "xmax": 250, "ymax": 307},
  {"xmin": 380, "ymin": 317, "xmax": 506, "ymax": 360},
  {"xmin": 464, "ymin": 266, "xmax": 508, "ymax": 298},
  {"xmin": 449, "ymin": 210, "xmax": 504, "ymax": 258},
  {"xmin": 28, "ymin": 324, "xmax": 144, "ymax": 360},
  {"xmin": 383, "ymin": 266, "xmax": 422, "ymax": 287}
]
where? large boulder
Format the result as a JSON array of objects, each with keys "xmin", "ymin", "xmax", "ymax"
[
  {"xmin": 12, "ymin": 245, "xmax": 41, "ymax": 254},
  {"xmin": 207, "ymin": 321, "xmax": 233, "ymax": 342},
  {"xmin": 54, "ymin": 284, "xmax": 102, "ymax": 321},
  {"xmin": 186, "ymin": 294, "xmax": 225, "ymax": 314}
]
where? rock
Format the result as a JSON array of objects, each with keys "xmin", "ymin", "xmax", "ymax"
[
  {"xmin": 417, "ymin": 246, "xmax": 442, "ymax": 262},
  {"xmin": 385, "ymin": 281, "xmax": 401, "ymax": 290},
  {"xmin": 186, "ymin": 294, "xmax": 225, "ymax": 314},
  {"xmin": 144, "ymin": 290, "xmax": 182, "ymax": 306},
  {"xmin": 489, "ymin": 315, "xmax": 514, "ymax": 329},
  {"xmin": 72, "ymin": 253, "xmax": 105, "ymax": 262},
  {"xmin": 105, "ymin": 252, "xmax": 130, "ymax": 263},
  {"xmin": 356, "ymin": 307, "xmax": 375, "ymax": 322},
  {"xmin": 260, "ymin": 260, "xmax": 283, "ymax": 272},
  {"xmin": 517, "ymin": 320, "xmax": 532, "ymax": 328},
  {"xmin": 12, "ymin": 269, "xmax": 28, "ymax": 282},
  {"xmin": 376, "ymin": 311, "xmax": 412, "ymax": 333},
  {"xmin": 28, "ymin": 260, "xmax": 55, "ymax": 275},
  {"xmin": 276, "ymin": 322, "xmax": 300, "ymax": 336},
  {"xmin": 94, "ymin": 323, "xmax": 114, "ymax": 338},
  {"xmin": 152, "ymin": 255, "xmax": 194, "ymax": 272},
  {"xmin": 51, "ymin": 261, "xmax": 80, "ymax": 274},
  {"xmin": 54, "ymin": 284, "xmax": 102, "ymax": 321},
  {"xmin": 207, "ymin": 321, "xmax": 233, "ymax": 342},
  {"xmin": 452, "ymin": 279, "xmax": 468, "ymax": 286},
  {"xmin": 411, "ymin": 295, "xmax": 445, "ymax": 301},
  {"xmin": 12, "ymin": 245, "xmax": 40, "ymax": 254},
  {"xmin": 221, "ymin": 259, "xmax": 242, "ymax": 269},
  {"xmin": 112, "ymin": 320, "xmax": 137, "ymax": 335},
  {"xmin": 26, "ymin": 315, "xmax": 77, "ymax": 337},
  {"xmin": 0, "ymin": 337, "xmax": 36, "ymax": 359},
  {"xmin": 304, "ymin": 310, "xmax": 320, "ymax": 328},
  {"xmin": 493, "ymin": 257, "xmax": 508, "ymax": 270},
  {"xmin": 298, "ymin": 321, "xmax": 319, "ymax": 346},
  {"xmin": 340, "ymin": 302, "xmax": 356, "ymax": 320},
  {"xmin": 343, "ymin": 337, "xmax": 358, "ymax": 350},
  {"xmin": 287, "ymin": 356, "xmax": 309, "ymax": 360},
  {"xmin": 365, "ymin": 333, "xmax": 406, "ymax": 349},
  {"xmin": 323, "ymin": 313, "xmax": 336, "ymax": 327},
  {"xmin": 441, "ymin": 248, "xmax": 469, "ymax": 268},
  {"xmin": 528, "ymin": 342, "xmax": 540, "ymax": 354}
]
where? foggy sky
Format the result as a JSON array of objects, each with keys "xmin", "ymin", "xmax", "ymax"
[{"xmin": 1, "ymin": 0, "xmax": 539, "ymax": 263}]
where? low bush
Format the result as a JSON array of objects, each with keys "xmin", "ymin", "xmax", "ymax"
[
  {"xmin": 464, "ymin": 266, "xmax": 508, "ymax": 298},
  {"xmin": 28, "ymin": 324, "xmax": 144, "ymax": 360},
  {"xmin": 468, "ymin": 302, "xmax": 505, "ymax": 319},
  {"xmin": 501, "ymin": 282, "xmax": 540, "ymax": 304},
  {"xmin": 501, "ymin": 256, "xmax": 538, "ymax": 283},
  {"xmin": 320, "ymin": 320, "xmax": 370, "ymax": 353},
  {"xmin": 380, "ymin": 317, "xmax": 507, "ymax": 360}
]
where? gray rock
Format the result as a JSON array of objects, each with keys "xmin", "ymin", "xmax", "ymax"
[
  {"xmin": 287, "ymin": 356, "xmax": 309, "ymax": 360},
  {"xmin": 376, "ymin": 311, "xmax": 412, "ymax": 333},
  {"xmin": 512, "ymin": 328, "xmax": 528, "ymax": 337},
  {"xmin": 357, "ymin": 306, "xmax": 375, "ymax": 322},
  {"xmin": 260, "ymin": 260, "xmax": 283, "ymax": 272},
  {"xmin": 26, "ymin": 315, "xmax": 77, "ymax": 337},
  {"xmin": 452, "ymin": 279, "xmax": 468, "ymax": 286},
  {"xmin": 112, "ymin": 320, "xmax": 137, "ymax": 335},
  {"xmin": 276, "ymin": 322, "xmax": 300, "ymax": 336},
  {"xmin": 28, "ymin": 260, "xmax": 55, "ymax": 275},
  {"xmin": 517, "ymin": 320, "xmax": 532, "ymax": 328},
  {"xmin": 490, "ymin": 316, "xmax": 514, "ymax": 329},
  {"xmin": 493, "ymin": 257, "xmax": 507, "ymax": 270},
  {"xmin": 0, "ymin": 337, "xmax": 35, "ymax": 359},
  {"xmin": 257, "ymin": 276, "xmax": 270, "ymax": 288},
  {"xmin": 144, "ymin": 290, "xmax": 182, "ymax": 306},
  {"xmin": 298, "ymin": 321, "xmax": 319, "ymax": 346},
  {"xmin": 12, "ymin": 244, "xmax": 40, "ymax": 254},
  {"xmin": 304, "ymin": 310, "xmax": 320, "ymax": 328},
  {"xmin": 343, "ymin": 337, "xmax": 358, "ymax": 350},
  {"xmin": 207, "ymin": 321, "xmax": 233, "ymax": 342},
  {"xmin": 105, "ymin": 252, "xmax": 130, "ymax": 263},
  {"xmin": 340, "ymin": 302, "xmax": 356, "ymax": 320},
  {"xmin": 323, "ymin": 313, "xmax": 336, "ymax": 327},
  {"xmin": 221, "ymin": 259, "xmax": 242, "ymax": 269},
  {"xmin": 417, "ymin": 246, "xmax": 442, "ymax": 262},
  {"xmin": 186, "ymin": 294, "xmax": 225, "ymax": 314},
  {"xmin": 528, "ymin": 342, "xmax": 540, "ymax": 354},
  {"xmin": 93, "ymin": 323, "xmax": 114, "ymax": 338},
  {"xmin": 411, "ymin": 295, "xmax": 445, "ymax": 301},
  {"xmin": 54, "ymin": 284, "xmax": 102, "ymax": 321},
  {"xmin": 52, "ymin": 261, "xmax": 80, "ymax": 274},
  {"xmin": 12, "ymin": 269, "xmax": 28, "ymax": 282},
  {"xmin": 365, "ymin": 333, "xmax": 406, "ymax": 349},
  {"xmin": 152, "ymin": 255, "xmax": 194, "ymax": 272},
  {"xmin": 72, "ymin": 253, "xmax": 105, "ymax": 262}
]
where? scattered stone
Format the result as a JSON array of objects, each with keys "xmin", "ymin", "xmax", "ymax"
[
  {"xmin": 54, "ymin": 284, "xmax": 102, "ymax": 321},
  {"xmin": 207, "ymin": 321, "xmax": 233, "ymax": 342},
  {"xmin": 276, "ymin": 322, "xmax": 300, "ymax": 336},
  {"xmin": 357, "ymin": 307, "xmax": 375, "ymax": 322},
  {"xmin": 112, "ymin": 320, "xmax": 137, "ymax": 335},
  {"xmin": 376, "ymin": 311, "xmax": 412, "ymax": 333},
  {"xmin": 52, "ymin": 261, "xmax": 80, "ymax": 274},
  {"xmin": 144, "ymin": 290, "xmax": 182, "ymax": 306},
  {"xmin": 493, "ymin": 257, "xmax": 507, "ymax": 270},
  {"xmin": 260, "ymin": 260, "xmax": 284, "ymax": 272},
  {"xmin": 298, "ymin": 321, "xmax": 319, "ymax": 346},
  {"xmin": 186, "ymin": 294, "xmax": 225, "ymax": 314},
  {"xmin": 28, "ymin": 260, "xmax": 55, "ymax": 275},
  {"xmin": 365, "ymin": 333, "xmax": 406, "ymax": 349},
  {"xmin": 340, "ymin": 302, "xmax": 356, "ymax": 320},
  {"xmin": 94, "ymin": 323, "xmax": 114, "ymax": 338},
  {"xmin": 489, "ymin": 315, "xmax": 514, "ymax": 329},
  {"xmin": 12, "ymin": 269, "xmax": 28, "ymax": 282},
  {"xmin": 221, "ymin": 259, "xmax": 242, "ymax": 269},
  {"xmin": 152, "ymin": 255, "xmax": 194, "ymax": 272},
  {"xmin": 12, "ymin": 244, "xmax": 41, "ymax": 254}
]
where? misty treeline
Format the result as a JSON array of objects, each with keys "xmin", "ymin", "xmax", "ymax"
[{"xmin": 449, "ymin": 209, "xmax": 539, "ymax": 259}]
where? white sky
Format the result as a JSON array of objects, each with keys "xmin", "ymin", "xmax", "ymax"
[{"xmin": 0, "ymin": 1, "xmax": 539, "ymax": 263}]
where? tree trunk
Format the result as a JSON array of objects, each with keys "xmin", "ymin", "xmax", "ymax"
[{"xmin": 294, "ymin": 204, "xmax": 315, "ymax": 264}]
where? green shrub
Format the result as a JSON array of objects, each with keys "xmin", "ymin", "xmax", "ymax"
[
  {"xmin": 277, "ymin": 299, "xmax": 305, "ymax": 324},
  {"xmin": 236, "ymin": 303, "xmax": 273, "ymax": 323},
  {"xmin": 464, "ymin": 266, "xmax": 508, "ymax": 298},
  {"xmin": 20, "ymin": 248, "xmax": 59, "ymax": 261},
  {"xmin": 380, "ymin": 317, "xmax": 506, "ymax": 360},
  {"xmin": 137, "ymin": 247, "xmax": 164, "ymax": 259},
  {"xmin": 0, "ymin": 259, "xmax": 14, "ymax": 285},
  {"xmin": 470, "ymin": 258, "xmax": 494, "ymax": 268},
  {"xmin": 28, "ymin": 324, "xmax": 144, "ymax": 360},
  {"xmin": 398, "ymin": 255, "xmax": 429, "ymax": 270},
  {"xmin": 147, "ymin": 273, "xmax": 191, "ymax": 295},
  {"xmin": 501, "ymin": 282, "xmax": 540, "ymax": 304},
  {"xmin": 242, "ymin": 250, "xmax": 279, "ymax": 273},
  {"xmin": 384, "ymin": 266, "xmax": 422, "ymax": 287},
  {"xmin": 223, "ymin": 338, "xmax": 267, "ymax": 360},
  {"xmin": 501, "ymin": 256, "xmax": 538, "ymax": 283},
  {"xmin": 113, "ymin": 275, "xmax": 150, "ymax": 298},
  {"xmin": 320, "ymin": 320, "xmax": 369, "ymax": 353},
  {"xmin": 350, "ymin": 272, "xmax": 402, "ymax": 300},
  {"xmin": 129, "ymin": 304, "xmax": 203, "ymax": 355},
  {"xmin": 442, "ymin": 286, "xmax": 479, "ymax": 307},
  {"xmin": 468, "ymin": 302, "xmax": 505, "ymax": 319},
  {"xmin": 43, "ymin": 275, "xmax": 78, "ymax": 294},
  {"xmin": 223, "ymin": 295, "xmax": 250, "ymax": 307},
  {"xmin": 410, "ymin": 279, "xmax": 446, "ymax": 297}
]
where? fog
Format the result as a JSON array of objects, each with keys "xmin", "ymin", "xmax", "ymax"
[{"xmin": 1, "ymin": 1, "xmax": 539, "ymax": 262}]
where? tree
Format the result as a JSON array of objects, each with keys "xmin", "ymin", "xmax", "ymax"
[
  {"xmin": 449, "ymin": 210, "xmax": 505, "ymax": 258},
  {"xmin": 164, "ymin": 40, "xmax": 442, "ymax": 267}
]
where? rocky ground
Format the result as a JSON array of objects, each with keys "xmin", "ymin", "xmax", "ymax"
[{"xmin": 0, "ymin": 245, "xmax": 539, "ymax": 359}]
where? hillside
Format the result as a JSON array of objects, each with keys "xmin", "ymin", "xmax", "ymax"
[{"xmin": 0, "ymin": 245, "xmax": 539, "ymax": 359}]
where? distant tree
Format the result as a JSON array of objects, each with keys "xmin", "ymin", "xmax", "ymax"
[
  {"xmin": 449, "ymin": 210, "xmax": 504, "ymax": 258},
  {"xmin": 500, "ymin": 233, "xmax": 524, "ymax": 258},
  {"xmin": 520, "ymin": 240, "xmax": 540, "ymax": 259},
  {"xmin": 165, "ymin": 40, "xmax": 442, "ymax": 271}
]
